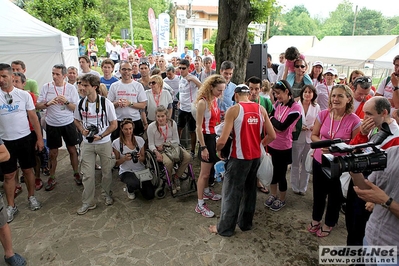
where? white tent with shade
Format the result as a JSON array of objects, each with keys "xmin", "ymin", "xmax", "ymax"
[
  {"xmin": 373, "ymin": 42, "xmax": 399, "ymax": 69},
  {"xmin": 0, "ymin": 0, "xmax": 79, "ymax": 88}
]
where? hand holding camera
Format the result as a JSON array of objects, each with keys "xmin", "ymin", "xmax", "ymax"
[{"xmin": 85, "ymin": 125, "xmax": 99, "ymax": 143}]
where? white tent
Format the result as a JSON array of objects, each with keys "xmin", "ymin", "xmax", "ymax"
[
  {"xmin": 373, "ymin": 43, "xmax": 399, "ymax": 69},
  {"xmin": 265, "ymin": 36, "xmax": 319, "ymax": 64},
  {"xmin": 0, "ymin": 0, "xmax": 79, "ymax": 88},
  {"xmin": 304, "ymin": 35, "xmax": 399, "ymax": 67}
]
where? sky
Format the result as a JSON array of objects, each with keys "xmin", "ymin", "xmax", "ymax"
[{"xmin": 176, "ymin": 0, "xmax": 397, "ymax": 18}]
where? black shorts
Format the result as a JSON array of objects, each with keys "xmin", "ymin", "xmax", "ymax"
[
  {"xmin": 46, "ymin": 122, "xmax": 79, "ymax": 149},
  {"xmin": 0, "ymin": 134, "xmax": 36, "ymax": 174},
  {"xmin": 177, "ymin": 110, "xmax": 196, "ymax": 132},
  {"xmin": 198, "ymin": 133, "xmax": 219, "ymax": 163},
  {"xmin": 90, "ymin": 55, "xmax": 98, "ymax": 62}
]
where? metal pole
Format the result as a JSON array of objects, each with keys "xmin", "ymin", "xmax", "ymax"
[
  {"xmin": 352, "ymin": 5, "xmax": 358, "ymax": 36},
  {"xmin": 129, "ymin": 0, "xmax": 134, "ymax": 45}
]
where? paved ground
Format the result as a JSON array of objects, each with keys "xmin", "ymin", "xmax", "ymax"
[{"xmin": 4, "ymin": 150, "xmax": 348, "ymax": 266}]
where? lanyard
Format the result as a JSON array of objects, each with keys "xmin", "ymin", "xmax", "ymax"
[
  {"xmin": 159, "ymin": 124, "xmax": 168, "ymax": 142},
  {"xmin": 152, "ymin": 89, "xmax": 162, "ymax": 107},
  {"xmin": 53, "ymin": 82, "xmax": 66, "ymax": 97},
  {"xmin": 329, "ymin": 113, "xmax": 345, "ymax": 139}
]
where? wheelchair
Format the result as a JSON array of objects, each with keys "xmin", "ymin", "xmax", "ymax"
[{"xmin": 144, "ymin": 148, "xmax": 197, "ymax": 198}]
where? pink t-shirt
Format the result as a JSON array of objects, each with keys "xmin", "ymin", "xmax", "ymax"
[
  {"xmin": 285, "ymin": 54, "xmax": 306, "ymax": 74},
  {"xmin": 313, "ymin": 109, "xmax": 361, "ymax": 163}
]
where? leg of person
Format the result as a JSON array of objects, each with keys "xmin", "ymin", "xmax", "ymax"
[
  {"xmin": 45, "ymin": 124, "xmax": 63, "ymax": 191},
  {"xmin": 298, "ymin": 143, "xmax": 311, "ymax": 194},
  {"xmin": 177, "ymin": 110, "xmax": 187, "ymax": 138},
  {"xmin": 216, "ymin": 158, "xmax": 251, "ymax": 236},
  {"xmin": 200, "ymin": 134, "xmax": 220, "ymax": 201},
  {"xmin": 13, "ymin": 170, "xmax": 22, "ymax": 199},
  {"xmin": 120, "ymin": 172, "xmax": 140, "ymax": 199},
  {"xmin": 162, "ymin": 153, "xmax": 177, "ymax": 193},
  {"xmin": 21, "ymin": 168, "xmax": 41, "ymax": 211},
  {"xmin": 97, "ymin": 142, "xmax": 114, "ymax": 206},
  {"xmin": 175, "ymin": 149, "xmax": 191, "ymax": 178},
  {"xmin": 290, "ymin": 140, "xmax": 302, "ymax": 194},
  {"xmin": 63, "ymin": 122, "xmax": 80, "ymax": 184},
  {"xmin": 187, "ymin": 114, "xmax": 197, "ymax": 156},
  {"xmin": 195, "ymin": 162, "xmax": 214, "ymax": 217},
  {"xmin": 237, "ymin": 158, "xmax": 260, "ymax": 231},
  {"xmin": 265, "ymin": 146, "xmax": 279, "ymax": 207},
  {"xmin": 78, "ymin": 143, "xmax": 97, "ymax": 215},
  {"xmin": 270, "ymin": 156, "xmax": 289, "ymax": 211},
  {"xmin": 345, "ymin": 179, "xmax": 357, "ymax": 245}
]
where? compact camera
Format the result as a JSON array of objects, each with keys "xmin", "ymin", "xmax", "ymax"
[{"xmin": 130, "ymin": 150, "xmax": 139, "ymax": 163}]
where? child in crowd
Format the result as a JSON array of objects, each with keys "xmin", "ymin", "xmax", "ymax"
[{"xmin": 282, "ymin": 46, "xmax": 305, "ymax": 80}]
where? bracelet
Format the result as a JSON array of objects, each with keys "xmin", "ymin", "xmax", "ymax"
[{"xmin": 130, "ymin": 102, "xmax": 134, "ymax": 108}]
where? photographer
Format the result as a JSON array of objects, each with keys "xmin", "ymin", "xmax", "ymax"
[
  {"xmin": 350, "ymin": 146, "xmax": 399, "ymax": 262},
  {"xmin": 346, "ymin": 96, "xmax": 399, "ymax": 246},
  {"xmin": 74, "ymin": 74, "xmax": 117, "ymax": 215},
  {"xmin": 112, "ymin": 119, "xmax": 154, "ymax": 200}
]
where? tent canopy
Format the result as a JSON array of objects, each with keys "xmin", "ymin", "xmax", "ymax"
[
  {"xmin": 0, "ymin": 0, "xmax": 79, "ymax": 88},
  {"xmin": 265, "ymin": 36, "xmax": 319, "ymax": 64},
  {"xmin": 304, "ymin": 35, "xmax": 399, "ymax": 67},
  {"xmin": 373, "ymin": 43, "xmax": 399, "ymax": 69}
]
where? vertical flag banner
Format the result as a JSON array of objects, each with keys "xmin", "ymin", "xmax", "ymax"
[
  {"xmin": 158, "ymin": 13, "xmax": 170, "ymax": 50},
  {"xmin": 148, "ymin": 8, "xmax": 158, "ymax": 53}
]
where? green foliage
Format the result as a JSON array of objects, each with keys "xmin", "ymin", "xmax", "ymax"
[
  {"xmin": 349, "ymin": 8, "xmax": 387, "ymax": 35},
  {"xmin": 250, "ymin": 0, "xmax": 276, "ymax": 23}
]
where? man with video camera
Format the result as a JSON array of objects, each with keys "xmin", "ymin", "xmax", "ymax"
[
  {"xmin": 74, "ymin": 74, "xmax": 117, "ymax": 215},
  {"xmin": 347, "ymin": 96, "xmax": 399, "ymax": 248}
]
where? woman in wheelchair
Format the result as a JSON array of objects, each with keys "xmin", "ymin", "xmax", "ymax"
[
  {"xmin": 147, "ymin": 105, "xmax": 191, "ymax": 194},
  {"xmin": 112, "ymin": 119, "xmax": 155, "ymax": 200}
]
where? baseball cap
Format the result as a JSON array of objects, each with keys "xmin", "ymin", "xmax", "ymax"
[
  {"xmin": 324, "ymin": 67, "xmax": 337, "ymax": 76},
  {"xmin": 312, "ymin": 61, "xmax": 323, "ymax": 67},
  {"xmin": 338, "ymin": 73, "xmax": 347, "ymax": 80},
  {"xmin": 232, "ymin": 84, "xmax": 250, "ymax": 101}
]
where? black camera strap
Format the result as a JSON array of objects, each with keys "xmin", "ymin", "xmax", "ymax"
[
  {"xmin": 119, "ymin": 140, "xmax": 139, "ymax": 155},
  {"xmin": 78, "ymin": 94, "xmax": 108, "ymax": 129}
]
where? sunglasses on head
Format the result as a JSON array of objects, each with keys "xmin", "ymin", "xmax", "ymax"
[
  {"xmin": 4, "ymin": 93, "xmax": 12, "ymax": 105},
  {"xmin": 355, "ymin": 77, "xmax": 372, "ymax": 83},
  {"xmin": 294, "ymin": 65, "xmax": 306, "ymax": 69},
  {"xmin": 179, "ymin": 67, "xmax": 187, "ymax": 70},
  {"xmin": 149, "ymin": 81, "xmax": 157, "ymax": 86}
]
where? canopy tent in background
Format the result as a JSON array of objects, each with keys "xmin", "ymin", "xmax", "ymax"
[
  {"xmin": 373, "ymin": 42, "xmax": 399, "ymax": 69},
  {"xmin": 0, "ymin": 0, "xmax": 79, "ymax": 88},
  {"xmin": 265, "ymin": 36, "xmax": 319, "ymax": 64},
  {"xmin": 304, "ymin": 35, "xmax": 399, "ymax": 68}
]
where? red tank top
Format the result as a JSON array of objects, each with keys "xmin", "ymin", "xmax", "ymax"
[{"xmin": 202, "ymin": 97, "xmax": 220, "ymax": 134}]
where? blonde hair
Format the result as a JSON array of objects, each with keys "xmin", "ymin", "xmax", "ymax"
[
  {"xmin": 195, "ymin": 74, "xmax": 226, "ymax": 111},
  {"xmin": 98, "ymin": 83, "xmax": 108, "ymax": 97},
  {"xmin": 261, "ymin": 79, "xmax": 271, "ymax": 94},
  {"xmin": 328, "ymin": 84, "xmax": 354, "ymax": 114},
  {"xmin": 149, "ymin": 75, "xmax": 164, "ymax": 88}
]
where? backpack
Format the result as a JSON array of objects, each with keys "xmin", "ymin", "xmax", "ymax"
[
  {"xmin": 78, "ymin": 95, "xmax": 108, "ymax": 127},
  {"xmin": 384, "ymin": 76, "xmax": 391, "ymax": 88}
]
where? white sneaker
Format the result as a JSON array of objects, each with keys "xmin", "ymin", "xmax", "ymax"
[
  {"xmin": 195, "ymin": 203, "xmax": 215, "ymax": 218},
  {"xmin": 28, "ymin": 196, "xmax": 41, "ymax": 211},
  {"xmin": 77, "ymin": 203, "xmax": 96, "ymax": 215},
  {"xmin": 6, "ymin": 205, "xmax": 18, "ymax": 223},
  {"xmin": 124, "ymin": 186, "xmax": 136, "ymax": 200}
]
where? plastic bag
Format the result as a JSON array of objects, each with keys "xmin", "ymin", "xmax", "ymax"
[
  {"xmin": 257, "ymin": 149, "xmax": 273, "ymax": 187},
  {"xmin": 305, "ymin": 149, "xmax": 314, "ymax": 174},
  {"xmin": 340, "ymin": 172, "xmax": 351, "ymax": 198}
]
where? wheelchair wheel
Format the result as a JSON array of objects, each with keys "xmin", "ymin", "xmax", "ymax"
[
  {"xmin": 155, "ymin": 187, "xmax": 166, "ymax": 199},
  {"xmin": 145, "ymin": 149, "xmax": 160, "ymax": 187}
]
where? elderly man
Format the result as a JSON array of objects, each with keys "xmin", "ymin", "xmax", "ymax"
[
  {"xmin": 0, "ymin": 63, "xmax": 44, "ymax": 223},
  {"xmin": 36, "ymin": 64, "xmax": 81, "ymax": 190}
]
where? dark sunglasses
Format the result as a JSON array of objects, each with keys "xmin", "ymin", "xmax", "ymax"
[
  {"xmin": 139, "ymin": 61, "xmax": 150, "ymax": 67},
  {"xmin": 149, "ymin": 81, "xmax": 157, "ymax": 86},
  {"xmin": 77, "ymin": 82, "xmax": 81, "ymax": 85},
  {"xmin": 294, "ymin": 65, "xmax": 306, "ymax": 69},
  {"xmin": 355, "ymin": 77, "xmax": 372, "ymax": 83},
  {"xmin": 179, "ymin": 67, "xmax": 187, "ymax": 70},
  {"xmin": 5, "ymin": 93, "xmax": 12, "ymax": 105}
]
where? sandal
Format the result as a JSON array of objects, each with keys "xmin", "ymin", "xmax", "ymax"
[
  {"xmin": 257, "ymin": 186, "xmax": 270, "ymax": 194},
  {"xmin": 317, "ymin": 226, "xmax": 332, "ymax": 237},
  {"xmin": 307, "ymin": 221, "xmax": 321, "ymax": 234}
]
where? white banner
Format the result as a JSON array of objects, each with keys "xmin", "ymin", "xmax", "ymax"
[
  {"xmin": 158, "ymin": 13, "xmax": 170, "ymax": 49},
  {"xmin": 193, "ymin": 28, "xmax": 203, "ymax": 55}
]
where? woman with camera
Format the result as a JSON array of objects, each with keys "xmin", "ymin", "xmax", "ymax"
[
  {"xmin": 308, "ymin": 84, "xmax": 360, "ymax": 237},
  {"xmin": 112, "ymin": 119, "xmax": 154, "ymax": 200},
  {"xmin": 147, "ymin": 105, "xmax": 191, "ymax": 194}
]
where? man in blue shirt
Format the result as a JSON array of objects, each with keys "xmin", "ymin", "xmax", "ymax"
[
  {"xmin": 100, "ymin": 59, "xmax": 119, "ymax": 90},
  {"xmin": 219, "ymin": 61, "xmax": 236, "ymax": 115}
]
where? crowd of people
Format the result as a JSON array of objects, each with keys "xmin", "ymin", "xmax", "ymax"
[{"xmin": 1, "ymin": 43, "xmax": 399, "ymax": 265}]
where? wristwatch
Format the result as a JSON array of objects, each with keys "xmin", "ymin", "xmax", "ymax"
[
  {"xmin": 381, "ymin": 197, "xmax": 393, "ymax": 209},
  {"xmin": 200, "ymin": 146, "xmax": 207, "ymax": 151},
  {"xmin": 394, "ymin": 86, "xmax": 399, "ymax": 91},
  {"xmin": 64, "ymin": 101, "xmax": 70, "ymax": 105}
]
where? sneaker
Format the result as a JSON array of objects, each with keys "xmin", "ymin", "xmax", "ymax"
[
  {"xmin": 77, "ymin": 203, "xmax": 96, "ymax": 215},
  {"xmin": 44, "ymin": 177, "xmax": 56, "ymax": 191},
  {"xmin": 14, "ymin": 185, "xmax": 22, "ymax": 199},
  {"xmin": 4, "ymin": 253, "xmax": 26, "ymax": 266},
  {"xmin": 73, "ymin": 173, "xmax": 82, "ymax": 186},
  {"xmin": 95, "ymin": 164, "xmax": 102, "ymax": 170},
  {"xmin": 195, "ymin": 203, "xmax": 215, "ymax": 218},
  {"xmin": 28, "ymin": 196, "xmax": 41, "ymax": 211},
  {"xmin": 264, "ymin": 195, "xmax": 277, "ymax": 208},
  {"xmin": 104, "ymin": 195, "xmax": 113, "ymax": 206},
  {"xmin": 203, "ymin": 190, "xmax": 222, "ymax": 201},
  {"xmin": 6, "ymin": 205, "xmax": 18, "ymax": 223},
  {"xmin": 35, "ymin": 178, "xmax": 43, "ymax": 191},
  {"xmin": 270, "ymin": 199, "xmax": 286, "ymax": 211},
  {"xmin": 174, "ymin": 176, "xmax": 181, "ymax": 191},
  {"xmin": 127, "ymin": 190, "xmax": 136, "ymax": 200}
]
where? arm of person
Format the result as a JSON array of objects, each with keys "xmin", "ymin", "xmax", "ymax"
[
  {"xmin": 93, "ymin": 120, "xmax": 117, "ymax": 141},
  {"xmin": 311, "ymin": 118, "xmax": 322, "ymax": 142},
  {"xmin": 0, "ymin": 143, "xmax": 10, "ymax": 162},
  {"xmin": 186, "ymin": 75, "xmax": 202, "ymax": 88},
  {"xmin": 130, "ymin": 101, "xmax": 147, "ymax": 109},
  {"xmin": 270, "ymin": 112, "xmax": 300, "ymax": 132},
  {"xmin": 390, "ymin": 73, "xmax": 399, "ymax": 109},
  {"xmin": 113, "ymin": 147, "xmax": 132, "ymax": 167},
  {"xmin": 282, "ymin": 65, "xmax": 288, "ymax": 80},
  {"xmin": 27, "ymin": 109, "xmax": 44, "ymax": 151},
  {"xmin": 260, "ymin": 106, "xmax": 276, "ymax": 146},
  {"xmin": 216, "ymin": 105, "xmax": 237, "ymax": 154},
  {"xmin": 349, "ymin": 117, "xmax": 374, "ymax": 145},
  {"xmin": 195, "ymin": 99, "xmax": 206, "ymax": 148},
  {"xmin": 74, "ymin": 118, "xmax": 89, "ymax": 136},
  {"xmin": 56, "ymin": 95, "xmax": 76, "ymax": 111},
  {"xmin": 353, "ymin": 179, "xmax": 399, "ymax": 219},
  {"xmin": 140, "ymin": 111, "xmax": 148, "ymax": 130}
]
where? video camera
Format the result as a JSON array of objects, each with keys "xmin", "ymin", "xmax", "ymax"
[
  {"xmin": 86, "ymin": 125, "xmax": 99, "ymax": 143},
  {"xmin": 310, "ymin": 123, "xmax": 392, "ymax": 179}
]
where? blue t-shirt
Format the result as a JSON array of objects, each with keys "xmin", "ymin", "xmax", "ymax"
[{"xmin": 100, "ymin": 76, "xmax": 119, "ymax": 91}]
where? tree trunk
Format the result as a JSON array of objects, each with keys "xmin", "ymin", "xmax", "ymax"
[{"xmin": 215, "ymin": 0, "xmax": 252, "ymax": 84}]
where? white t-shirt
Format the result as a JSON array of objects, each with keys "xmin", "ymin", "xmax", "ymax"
[
  {"xmin": 73, "ymin": 96, "xmax": 117, "ymax": 144},
  {"xmin": 267, "ymin": 68, "xmax": 278, "ymax": 83},
  {"xmin": 145, "ymin": 89, "xmax": 173, "ymax": 121},
  {"xmin": 38, "ymin": 82, "xmax": 80, "ymax": 127},
  {"xmin": 179, "ymin": 74, "xmax": 200, "ymax": 112},
  {"xmin": 78, "ymin": 69, "xmax": 101, "ymax": 77},
  {"xmin": 107, "ymin": 80, "xmax": 147, "ymax": 121},
  {"xmin": 0, "ymin": 88, "xmax": 34, "ymax": 140},
  {"xmin": 147, "ymin": 120, "xmax": 180, "ymax": 152},
  {"xmin": 112, "ymin": 136, "xmax": 146, "ymax": 175},
  {"xmin": 316, "ymin": 83, "xmax": 334, "ymax": 111},
  {"xmin": 377, "ymin": 77, "xmax": 394, "ymax": 100},
  {"xmin": 163, "ymin": 76, "xmax": 180, "ymax": 101}
]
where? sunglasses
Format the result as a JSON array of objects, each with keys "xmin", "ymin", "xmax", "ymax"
[
  {"xmin": 5, "ymin": 93, "xmax": 12, "ymax": 105},
  {"xmin": 121, "ymin": 68, "xmax": 132, "ymax": 71},
  {"xmin": 149, "ymin": 81, "xmax": 157, "ymax": 86},
  {"xmin": 179, "ymin": 67, "xmax": 187, "ymax": 70},
  {"xmin": 77, "ymin": 82, "xmax": 81, "ymax": 85},
  {"xmin": 294, "ymin": 65, "xmax": 306, "ymax": 69},
  {"xmin": 355, "ymin": 77, "xmax": 372, "ymax": 83}
]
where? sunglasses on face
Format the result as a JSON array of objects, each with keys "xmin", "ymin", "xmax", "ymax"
[
  {"xmin": 294, "ymin": 65, "xmax": 306, "ymax": 69},
  {"xmin": 149, "ymin": 81, "xmax": 157, "ymax": 86},
  {"xmin": 77, "ymin": 82, "xmax": 81, "ymax": 85},
  {"xmin": 179, "ymin": 67, "xmax": 187, "ymax": 70},
  {"xmin": 4, "ymin": 93, "xmax": 12, "ymax": 104}
]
